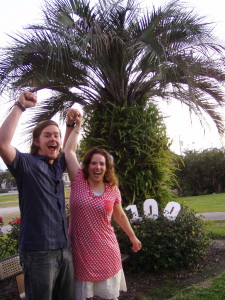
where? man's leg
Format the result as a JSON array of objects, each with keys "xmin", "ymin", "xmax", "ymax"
[
  {"xmin": 54, "ymin": 247, "xmax": 75, "ymax": 300},
  {"xmin": 20, "ymin": 250, "xmax": 61, "ymax": 300}
]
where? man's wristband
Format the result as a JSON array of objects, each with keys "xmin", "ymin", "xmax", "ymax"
[
  {"xmin": 15, "ymin": 101, "xmax": 26, "ymax": 112},
  {"xmin": 66, "ymin": 123, "xmax": 75, "ymax": 127}
]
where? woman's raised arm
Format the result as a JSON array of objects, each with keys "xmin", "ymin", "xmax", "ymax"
[{"xmin": 64, "ymin": 108, "xmax": 82, "ymax": 182}]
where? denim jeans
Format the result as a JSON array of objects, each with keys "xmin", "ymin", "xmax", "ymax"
[{"xmin": 20, "ymin": 247, "xmax": 75, "ymax": 300}]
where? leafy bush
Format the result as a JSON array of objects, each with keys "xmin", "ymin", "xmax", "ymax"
[
  {"xmin": 0, "ymin": 217, "xmax": 3, "ymax": 235},
  {"xmin": 174, "ymin": 148, "xmax": 225, "ymax": 196},
  {"xmin": 0, "ymin": 217, "xmax": 20, "ymax": 259},
  {"xmin": 116, "ymin": 206, "xmax": 210, "ymax": 272}
]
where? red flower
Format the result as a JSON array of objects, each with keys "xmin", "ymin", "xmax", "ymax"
[
  {"xmin": 0, "ymin": 217, "xmax": 3, "ymax": 222},
  {"xmin": 8, "ymin": 218, "xmax": 21, "ymax": 225}
]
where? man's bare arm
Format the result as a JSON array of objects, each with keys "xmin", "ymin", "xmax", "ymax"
[{"xmin": 0, "ymin": 92, "xmax": 37, "ymax": 166}]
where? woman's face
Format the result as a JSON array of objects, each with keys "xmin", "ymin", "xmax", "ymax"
[{"xmin": 88, "ymin": 153, "xmax": 107, "ymax": 183}]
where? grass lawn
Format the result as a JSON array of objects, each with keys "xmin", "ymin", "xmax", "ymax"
[
  {"xmin": 175, "ymin": 193, "xmax": 225, "ymax": 212},
  {"xmin": 0, "ymin": 194, "xmax": 18, "ymax": 203},
  {"xmin": 205, "ymin": 220, "xmax": 225, "ymax": 239},
  {"xmin": 174, "ymin": 193, "xmax": 225, "ymax": 239},
  {"xmin": 170, "ymin": 271, "xmax": 225, "ymax": 300}
]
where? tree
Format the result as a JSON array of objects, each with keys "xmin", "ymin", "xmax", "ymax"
[
  {"xmin": 80, "ymin": 101, "xmax": 177, "ymax": 206},
  {"xmin": 0, "ymin": 0, "xmax": 225, "ymax": 204},
  {"xmin": 174, "ymin": 148, "xmax": 225, "ymax": 196}
]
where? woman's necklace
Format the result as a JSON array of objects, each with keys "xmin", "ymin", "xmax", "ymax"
[{"xmin": 88, "ymin": 179, "xmax": 105, "ymax": 195}]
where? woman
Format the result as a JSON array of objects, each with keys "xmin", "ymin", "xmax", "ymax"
[{"xmin": 65, "ymin": 108, "xmax": 142, "ymax": 300}]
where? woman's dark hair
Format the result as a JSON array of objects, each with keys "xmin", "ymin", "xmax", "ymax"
[
  {"xmin": 82, "ymin": 148, "xmax": 118, "ymax": 187},
  {"xmin": 30, "ymin": 120, "xmax": 61, "ymax": 155}
]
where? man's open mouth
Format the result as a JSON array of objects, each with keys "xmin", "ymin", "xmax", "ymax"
[{"xmin": 48, "ymin": 145, "xmax": 57, "ymax": 150}]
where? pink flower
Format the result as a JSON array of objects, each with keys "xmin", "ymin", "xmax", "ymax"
[{"xmin": 0, "ymin": 217, "xmax": 3, "ymax": 222}]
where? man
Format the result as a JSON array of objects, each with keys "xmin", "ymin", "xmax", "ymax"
[{"xmin": 0, "ymin": 91, "xmax": 75, "ymax": 300}]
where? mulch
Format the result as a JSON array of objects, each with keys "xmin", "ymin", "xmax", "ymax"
[
  {"xmin": 0, "ymin": 277, "xmax": 21, "ymax": 300},
  {"xmin": 118, "ymin": 240, "xmax": 225, "ymax": 300},
  {"xmin": 1, "ymin": 240, "xmax": 225, "ymax": 300}
]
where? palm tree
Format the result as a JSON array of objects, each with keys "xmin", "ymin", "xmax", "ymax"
[{"xmin": 0, "ymin": 0, "xmax": 225, "ymax": 205}]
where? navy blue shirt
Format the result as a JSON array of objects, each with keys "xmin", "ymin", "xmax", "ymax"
[{"xmin": 7, "ymin": 149, "xmax": 70, "ymax": 251}]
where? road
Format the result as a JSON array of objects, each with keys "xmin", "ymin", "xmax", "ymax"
[
  {"xmin": 196, "ymin": 212, "xmax": 225, "ymax": 221},
  {"xmin": 0, "ymin": 206, "xmax": 19, "ymax": 214},
  {"xmin": 0, "ymin": 191, "xmax": 18, "ymax": 196}
]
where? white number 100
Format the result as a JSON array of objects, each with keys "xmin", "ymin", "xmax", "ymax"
[{"xmin": 125, "ymin": 199, "xmax": 181, "ymax": 221}]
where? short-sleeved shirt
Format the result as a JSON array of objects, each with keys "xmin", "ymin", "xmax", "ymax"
[
  {"xmin": 7, "ymin": 149, "xmax": 70, "ymax": 251},
  {"xmin": 69, "ymin": 169, "xmax": 122, "ymax": 282}
]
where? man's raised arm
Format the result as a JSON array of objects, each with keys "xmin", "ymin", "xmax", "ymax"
[{"xmin": 0, "ymin": 91, "xmax": 37, "ymax": 166}]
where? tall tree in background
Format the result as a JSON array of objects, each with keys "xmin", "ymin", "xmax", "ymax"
[
  {"xmin": 175, "ymin": 148, "xmax": 225, "ymax": 196},
  {"xmin": 0, "ymin": 0, "xmax": 225, "ymax": 205}
]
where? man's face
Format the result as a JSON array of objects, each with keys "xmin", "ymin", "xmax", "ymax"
[{"xmin": 35, "ymin": 125, "xmax": 62, "ymax": 163}]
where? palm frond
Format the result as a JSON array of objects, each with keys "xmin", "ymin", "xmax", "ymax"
[{"xmin": 0, "ymin": 0, "xmax": 225, "ymax": 134}]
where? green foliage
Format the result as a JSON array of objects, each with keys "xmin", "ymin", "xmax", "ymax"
[
  {"xmin": 1, "ymin": 0, "xmax": 225, "ymax": 135},
  {"xmin": 115, "ymin": 206, "xmax": 210, "ymax": 272},
  {"xmin": 80, "ymin": 101, "xmax": 178, "ymax": 206},
  {"xmin": 174, "ymin": 148, "xmax": 225, "ymax": 196},
  {"xmin": 0, "ymin": 218, "xmax": 20, "ymax": 259},
  {"xmin": 0, "ymin": 189, "xmax": 8, "ymax": 193}
]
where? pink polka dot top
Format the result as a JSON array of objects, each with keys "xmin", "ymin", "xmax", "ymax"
[{"xmin": 69, "ymin": 169, "xmax": 122, "ymax": 281}]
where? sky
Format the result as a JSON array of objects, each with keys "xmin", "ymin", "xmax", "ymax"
[{"xmin": 0, "ymin": 0, "xmax": 225, "ymax": 169}]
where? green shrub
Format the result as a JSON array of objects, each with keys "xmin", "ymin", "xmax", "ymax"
[
  {"xmin": 0, "ymin": 217, "xmax": 3, "ymax": 235},
  {"xmin": 0, "ymin": 217, "xmax": 20, "ymax": 259},
  {"xmin": 116, "ymin": 206, "xmax": 210, "ymax": 272},
  {"xmin": 0, "ymin": 189, "xmax": 8, "ymax": 193}
]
